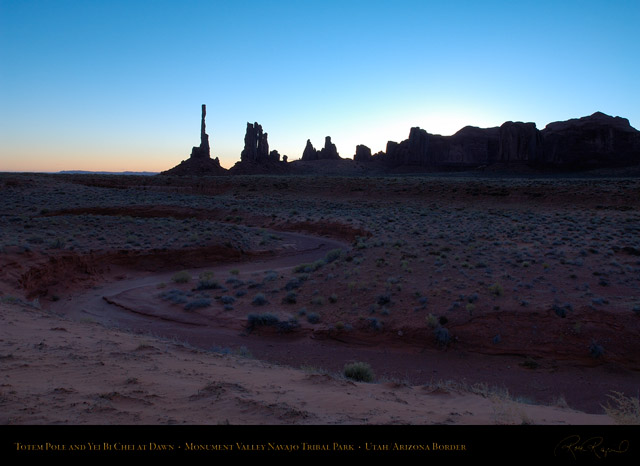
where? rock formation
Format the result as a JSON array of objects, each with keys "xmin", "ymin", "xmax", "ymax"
[
  {"xmin": 161, "ymin": 104, "xmax": 226, "ymax": 176},
  {"xmin": 376, "ymin": 111, "xmax": 640, "ymax": 171},
  {"xmin": 301, "ymin": 139, "xmax": 318, "ymax": 161},
  {"xmin": 241, "ymin": 122, "xmax": 272, "ymax": 163},
  {"xmin": 498, "ymin": 121, "xmax": 542, "ymax": 163},
  {"xmin": 319, "ymin": 136, "xmax": 340, "ymax": 160},
  {"xmin": 162, "ymin": 109, "xmax": 640, "ymax": 177},
  {"xmin": 354, "ymin": 144, "xmax": 372, "ymax": 162},
  {"xmin": 383, "ymin": 127, "xmax": 432, "ymax": 167},
  {"xmin": 230, "ymin": 122, "xmax": 288, "ymax": 174},
  {"xmin": 301, "ymin": 136, "xmax": 341, "ymax": 161},
  {"xmin": 190, "ymin": 104, "xmax": 210, "ymax": 159},
  {"xmin": 539, "ymin": 112, "xmax": 640, "ymax": 168}
]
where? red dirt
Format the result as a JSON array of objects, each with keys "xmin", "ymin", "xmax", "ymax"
[{"xmin": 3, "ymin": 173, "xmax": 639, "ymax": 417}]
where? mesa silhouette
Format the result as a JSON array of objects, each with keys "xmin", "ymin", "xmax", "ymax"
[{"xmin": 161, "ymin": 107, "xmax": 640, "ymax": 176}]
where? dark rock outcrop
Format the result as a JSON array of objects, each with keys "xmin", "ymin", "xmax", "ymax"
[
  {"xmin": 161, "ymin": 105, "xmax": 226, "ymax": 176},
  {"xmin": 376, "ymin": 111, "xmax": 640, "ymax": 171},
  {"xmin": 230, "ymin": 122, "xmax": 288, "ymax": 174},
  {"xmin": 539, "ymin": 112, "xmax": 640, "ymax": 168},
  {"xmin": 301, "ymin": 136, "xmax": 341, "ymax": 161},
  {"xmin": 301, "ymin": 139, "xmax": 318, "ymax": 161},
  {"xmin": 190, "ymin": 104, "xmax": 210, "ymax": 159},
  {"xmin": 447, "ymin": 126, "xmax": 500, "ymax": 166},
  {"xmin": 354, "ymin": 144, "xmax": 372, "ymax": 162},
  {"xmin": 319, "ymin": 136, "xmax": 340, "ymax": 160},
  {"xmin": 498, "ymin": 122, "xmax": 543, "ymax": 163},
  {"xmin": 241, "ymin": 122, "xmax": 272, "ymax": 164}
]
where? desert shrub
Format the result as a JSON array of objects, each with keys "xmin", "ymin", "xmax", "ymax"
[
  {"xmin": 210, "ymin": 346, "xmax": 232, "ymax": 355},
  {"xmin": 325, "ymin": 248, "xmax": 343, "ymax": 263},
  {"xmin": 354, "ymin": 237, "xmax": 368, "ymax": 249},
  {"xmin": 311, "ymin": 296, "xmax": 324, "ymax": 306},
  {"xmin": 252, "ymin": 293, "xmax": 269, "ymax": 306},
  {"xmin": 602, "ymin": 391, "xmax": 640, "ymax": 425},
  {"xmin": 226, "ymin": 278, "xmax": 244, "ymax": 288},
  {"xmin": 276, "ymin": 318, "xmax": 300, "ymax": 333},
  {"xmin": 160, "ymin": 289, "xmax": 189, "ymax": 305},
  {"xmin": 247, "ymin": 313, "xmax": 279, "ymax": 329},
  {"xmin": 312, "ymin": 259, "xmax": 327, "ymax": 270},
  {"xmin": 294, "ymin": 263, "xmax": 313, "ymax": 273},
  {"xmin": 220, "ymin": 295, "xmax": 235, "ymax": 305},
  {"xmin": 434, "ymin": 327, "xmax": 450, "ymax": 346},
  {"xmin": 426, "ymin": 314, "xmax": 438, "ymax": 328},
  {"xmin": 368, "ymin": 317, "xmax": 383, "ymax": 331},
  {"xmin": 284, "ymin": 278, "xmax": 301, "ymax": 291},
  {"xmin": 263, "ymin": 271, "xmax": 278, "ymax": 282},
  {"xmin": 199, "ymin": 271, "xmax": 214, "ymax": 281},
  {"xmin": 307, "ymin": 312, "xmax": 320, "ymax": 324},
  {"xmin": 294, "ymin": 259, "xmax": 326, "ymax": 274},
  {"xmin": 377, "ymin": 294, "xmax": 391, "ymax": 305},
  {"xmin": 48, "ymin": 238, "xmax": 65, "ymax": 249},
  {"xmin": 343, "ymin": 362, "xmax": 375, "ymax": 383},
  {"xmin": 184, "ymin": 298, "xmax": 211, "ymax": 311},
  {"xmin": 282, "ymin": 291, "xmax": 297, "ymax": 304},
  {"xmin": 488, "ymin": 283, "xmax": 503, "ymax": 296},
  {"xmin": 329, "ymin": 294, "xmax": 338, "ymax": 303},
  {"xmin": 172, "ymin": 270, "xmax": 191, "ymax": 283},
  {"xmin": 589, "ymin": 341, "xmax": 604, "ymax": 358},
  {"xmin": 235, "ymin": 346, "xmax": 253, "ymax": 358},
  {"xmin": 196, "ymin": 279, "xmax": 223, "ymax": 290}
]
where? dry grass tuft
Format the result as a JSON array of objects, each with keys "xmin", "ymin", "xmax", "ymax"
[{"xmin": 602, "ymin": 391, "xmax": 640, "ymax": 425}]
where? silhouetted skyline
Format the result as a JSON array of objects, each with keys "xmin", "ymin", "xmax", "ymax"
[{"xmin": 1, "ymin": 0, "xmax": 639, "ymax": 172}]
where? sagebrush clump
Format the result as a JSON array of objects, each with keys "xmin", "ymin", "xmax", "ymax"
[
  {"xmin": 343, "ymin": 362, "xmax": 375, "ymax": 383},
  {"xmin": 172, "ymin": 270, "xmax": 191, "ymax": 284}
]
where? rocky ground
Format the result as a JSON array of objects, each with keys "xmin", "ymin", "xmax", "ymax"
[{"xmin": 1, "ymin": 172, "xmax": 639, "ymax": 426}]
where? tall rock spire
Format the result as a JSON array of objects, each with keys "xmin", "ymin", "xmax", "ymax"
[
  {"xmin": 191, "ymin": 104, "xmax": 210, "ymax": 159},
  {"xmin": 161, "ymin": 104, "xmax": 226, "ymax": 175}
]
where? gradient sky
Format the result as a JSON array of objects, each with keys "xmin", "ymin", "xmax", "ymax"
[{"xmin": 1, "ymin": 0, "xmax": 639, "ymax": 172}]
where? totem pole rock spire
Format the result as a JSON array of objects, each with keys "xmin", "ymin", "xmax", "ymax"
[
  {"xmin": 161, "ymin": 104, "xmax": 226, "ymax": 175},
  {"xmin": 191, "ymin": 104, "xmax": 210, "ymax": 159}
]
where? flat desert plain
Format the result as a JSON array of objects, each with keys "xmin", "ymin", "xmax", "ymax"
[{"xmin": 1, "ymin": 172, "xmax": 639, "ymax": 425}]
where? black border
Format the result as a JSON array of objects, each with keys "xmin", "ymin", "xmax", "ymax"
[{"xmin": 2, "ymin": 424, "xmax": 638, "ymax": 461}]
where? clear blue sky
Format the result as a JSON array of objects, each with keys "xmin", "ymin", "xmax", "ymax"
[{"xmin": 1, "ymin": 0, "xmax": 639, "ymax": 172}]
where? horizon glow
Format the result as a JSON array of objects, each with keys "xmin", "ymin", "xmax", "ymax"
[{"xmin": 1, "ymin": 0, "xmax": 639, "ymax": 172}]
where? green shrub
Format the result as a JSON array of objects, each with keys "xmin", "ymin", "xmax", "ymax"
[
  {"xmin": 196, "ymin": 279, "xmax": 223, "ymax": 290},
  {"xmin": 307, "ymin": 312, "xmax": 320, "ymax": 324},
  {"xmin": 343, "ymin": 362, "xmax": 375, "ymax": 383},
  {"xmin": 247, "ymin": 313, "xmax": 279, "ymax": 330},
  {"xmin": 252, "ymin": 293, "xmax": 269, "ymax": 306},
  {"xmin": 172, "ymin": 270, "xmax": 191, "ymax": 283},
  {"xmin": 488, "ymin": 283, "xmax": 504, "ymax": 297},
  {"xmin": 282, "ymin": 291, "xmax": 297, "ymax": 304},
  {"xmin": 184, "ymin": 298, "xmax": 211, "ymax": 311},
  {"xmin": 434, "ymin": 326, "xmax": 450, "ymax": 346},
  {"xmin": 325, "ymin": 248, "xmax": 343, "ymax": 263}
]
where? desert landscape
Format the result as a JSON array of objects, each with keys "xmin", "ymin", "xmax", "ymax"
[{"xmin": 2, "ymin": 169, "xmax": 639, "ymax": 428}]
